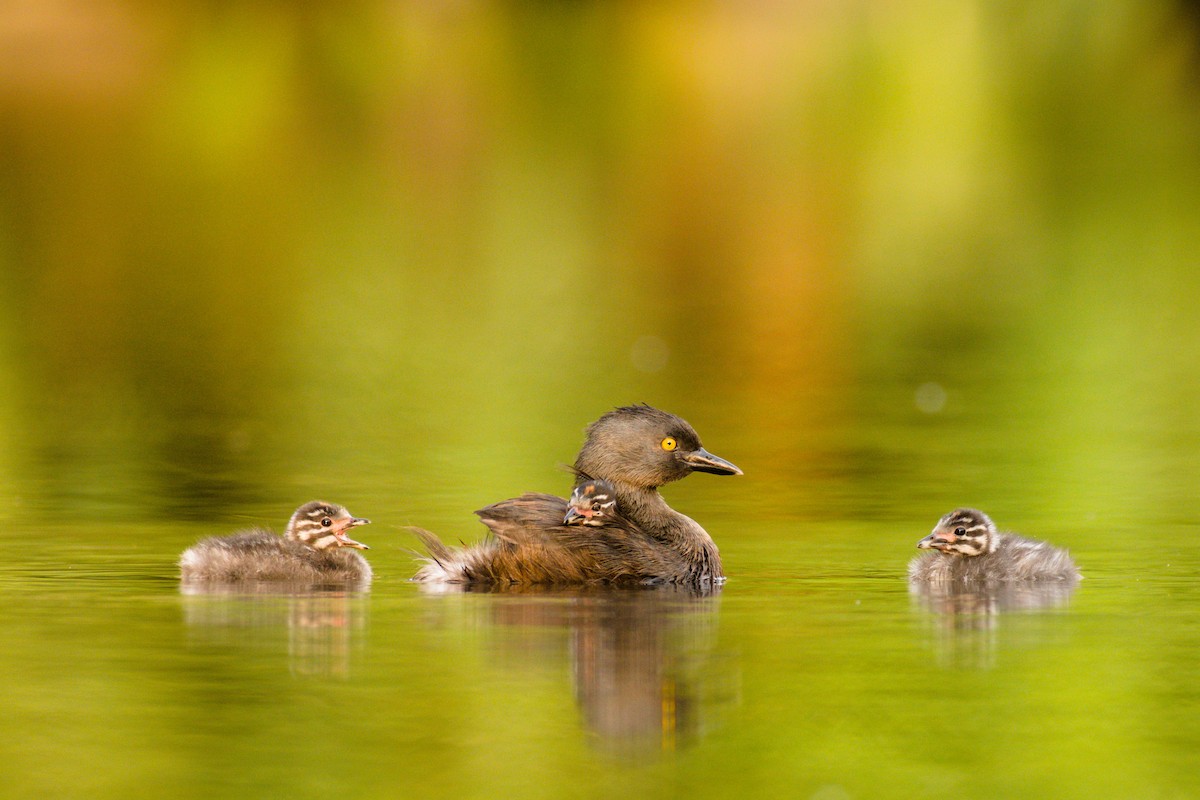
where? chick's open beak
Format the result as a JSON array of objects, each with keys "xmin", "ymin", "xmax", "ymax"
[{"xmin": 335, "ymin": 516, "xmax": 371, "ymax": 550}]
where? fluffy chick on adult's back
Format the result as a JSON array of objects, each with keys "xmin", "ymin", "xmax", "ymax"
[{"xmin": 412, "ymin": 405, "xmax": 741, "ymax": 586}]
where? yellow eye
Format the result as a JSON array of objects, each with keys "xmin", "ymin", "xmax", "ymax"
[{"xmin": 661, "ymin": 437, "xmax": 677, "ymax": 451}]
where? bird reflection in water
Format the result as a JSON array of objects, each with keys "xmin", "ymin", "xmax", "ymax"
[
  {"xmin": 180, "ymin": 583, "xmax": 369, "ymax": 678},
  {"xmin": 420, "ymin": 582, "xmax": 738, "ymax": 761},
  {"xmin": 908, "ymin": 578, "xmax": 1080, "ymax": 669}
]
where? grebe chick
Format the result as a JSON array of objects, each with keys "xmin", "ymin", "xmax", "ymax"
[
  {"xmin": 180, "ymin": 501, "xmax": 372, "ymax": 584},
  {"xmin": 908, "ymin": 508, "xmax": 1080, "ymax": 583},
  {"xmin": 412, "ymin": 404, "xmax": 741, "ymax": 586},
  {"xmin": 563, "ymin": 479, "xmax": 619, "ymax": 527}
]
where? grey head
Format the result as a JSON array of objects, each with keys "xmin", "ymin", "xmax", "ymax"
[
  {"xmin": 285, "ymin": 501, "xmax": 371, "ymax": 551},
  {"xmin": 916, "ymin": 508, "xmax": 997, "ymax": 557},
  {"xmin": 572, "ymin": 404, "xmax": 742, "ymax": 489},
  {"xmin": 564, "ymin": 479, "xmax": 619, "ymax": 527}
]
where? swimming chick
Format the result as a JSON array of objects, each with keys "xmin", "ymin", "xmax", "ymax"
[
  {"xmin": 908, "ymin": 508, "xmax": 1079, "ymax": 582},
  {"xmin": 180, "ymin": 501, "xmax": 372, "ymax": 584},
  {"xmin": 412, "ymin": 405, "xmax": 741, "ymax": 586}
]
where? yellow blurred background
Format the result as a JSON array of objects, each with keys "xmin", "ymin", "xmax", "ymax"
[{"xmin": 1, "ymin": 1, "xmax": 1198, "ymax": 531}]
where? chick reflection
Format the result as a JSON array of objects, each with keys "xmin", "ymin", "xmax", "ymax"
[
  {"xmin": 180, "ymin": 585, "xmax": 368, "ymax": 678},
  {"xmin": 423, "ymin": 584, "xmax": 736, "ymax": 760},
  {"xmin": 909, "ymin": 579, "xmax": 1079, "ymax": 669}
]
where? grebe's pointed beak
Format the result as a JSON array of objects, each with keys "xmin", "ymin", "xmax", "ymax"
[
  {"xmin": 682, "ymin": 448, "xmax": 743, "ymax": 476},
  {"xmin": 563, "ymin": 507, "xmax": 584, "ymax": 525}
]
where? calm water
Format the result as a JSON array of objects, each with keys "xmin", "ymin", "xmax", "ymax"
[
  {"xmin": 4, "ymin": 2, "xmax": 1200, "ymax": 798},
  {"xmin": 3, "ymin": 391, "xmax": 1199, "ymax": 800}
]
